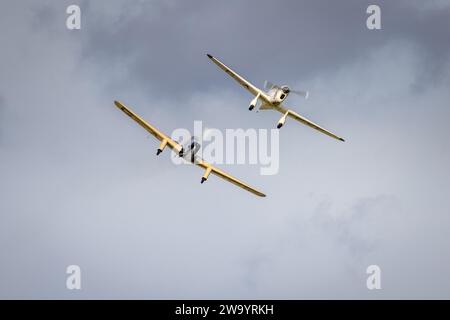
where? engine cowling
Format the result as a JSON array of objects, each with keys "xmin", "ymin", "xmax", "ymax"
[{"xmin": 179, "ymin": 137, "xmax": 201, "ymax": 162}]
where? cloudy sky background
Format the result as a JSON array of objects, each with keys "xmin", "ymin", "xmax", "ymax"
[{"xmin": 1, "ymin": 0, "xmax": 450, "ymax": 299}]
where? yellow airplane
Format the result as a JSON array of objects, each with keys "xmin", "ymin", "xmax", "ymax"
[
  {"xmin": 114, "ymin": 101, "xmax": 266, "ymax": 197},
  {"xmin": 207, "ymin": 54, "xmax": 345, "ymax": 142}
]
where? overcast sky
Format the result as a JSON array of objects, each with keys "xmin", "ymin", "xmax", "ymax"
[{"xmin": 1, "ymin": 0, "xmax": 450, "ymax": 299}]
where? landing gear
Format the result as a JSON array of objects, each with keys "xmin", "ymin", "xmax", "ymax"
[
  {"xmin": 201, "ymin": 177, "xmax": 207, "ymax": 184},
  {"xmin": 277, "ymin": 112, "xmax": 288, "ymax": 129},
  {"xmin": 248, "ymin": 93, "xmax": 260, "ymax": 111},
  {"xmin": 157, "ymin": 139, "xmax": 168, "ymax": 156}
]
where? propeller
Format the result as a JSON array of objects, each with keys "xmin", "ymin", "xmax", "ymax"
[
  {"xmin": 264, "ymin": 80, "xmax": 309, "ymax": 99},
  {"xmin": 290, "ymin": 89, "xmax": 309, "ymax": 99}
]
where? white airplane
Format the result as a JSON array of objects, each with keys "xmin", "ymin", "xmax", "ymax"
[
  {"xmin": 207, "ymin": 54, "xmax": 345, "ymax": 142},
  {"xmin": 114, "ymin": 100, "xmax": 266, "ymax": 197}
]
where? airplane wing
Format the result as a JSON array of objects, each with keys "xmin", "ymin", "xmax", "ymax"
[
  {"xmin": 114, "ymin": 100, "xmax": 183, "ymax": 153},
  {"xmin": 114, "ymin": 100, "xmax": 266, "ymax": 197},
  {"xmin": 276, "ymin": 105, "xmax": 345, "ymax": 142},
  {"xmin": 196, "ymin": 159, "xmax": 266, "ymax": 197},
  {"xmin": 207, "ymin": 54, "xmax": 270, "ymax": 102}
]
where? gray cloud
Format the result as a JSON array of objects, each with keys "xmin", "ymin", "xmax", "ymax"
[{"xmin": 74, "ymin": 0, "xmax": 450, "ymax": 99}]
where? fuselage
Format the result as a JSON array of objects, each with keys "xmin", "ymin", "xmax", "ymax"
[
  {"xmin": 267, "ymin": 86, "xmax": 290, "ymax": 105},
  {"xmin": 179, "ymin": 138, "xmax": 201, "ymax": 163}
]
